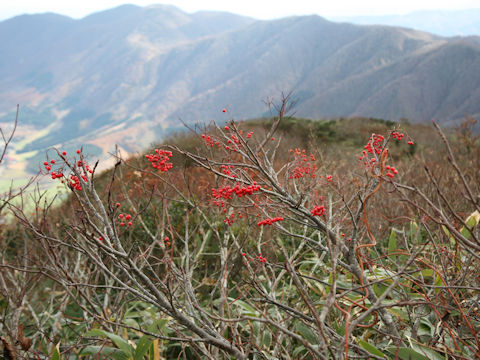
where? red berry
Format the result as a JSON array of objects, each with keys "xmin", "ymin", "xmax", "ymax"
[
  {"xmin": 115, "ymin": 202, "xmax": 121, "ymax": 207},
  {"xmin": 222, "ymin": 108, "xmax": 226, "ymax": 113},
  {"xmin": 62, "ymin": 151, "xmax": 67, "ymax": 156},
  {"xmin": 128, "ymin": 222, "xmax": 132, "ymax": 226},
  {"xmin": 43, "ymin": 161, "xmax": 48, "ymax": 166},
  {"xmin": 76, "ymin": 149, "xmax": 81, "ymax": 154},
  {"xmin": 125, "ymin": 214, "xmax": 131, "ymax": 220},
  {"xmin": 120, "ymin": 222, "xmax": 125, "ymax": 226}
]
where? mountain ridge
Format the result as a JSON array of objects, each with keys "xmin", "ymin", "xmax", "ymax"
[{"xmin": 1, "ymin": 4, "xmax": 480, "ymax": 182}]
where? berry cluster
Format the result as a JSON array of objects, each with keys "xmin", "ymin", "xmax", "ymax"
[
  {"xmin": 145, "ymin": 149, "xmax": 173, "ymax": 172},
  {"xmin": 211, "ymin": 183, "xmax": 260, "ymax": 225},
  {"xmin": 68, "ymin": 174, "xmax": 88, "ymax": 191},
  {"xmin": 360, "ymin": 133, "xmax": 403, "ymax": 178},
  {"xmin": 227, "ymin": 134, "xmax": 240, "ymax": 146},
  {"xmin": 212, "ymin": 200, "xmax": 226, "ymax": 208},
  {"xmin": 44, "ymin": 160, "xmax": 65, "ymax": 180},
  {"xmin": 200, "ymin": 125, "xmax": 255, "ymax": 154},
  {"xmin": 385, "ymin": 165, "xmax": 398, "ymax": 178},
  {"xmin": 118, "ymin": 213, "xmax": 133, "ymax": 227},
  {"xmin": 241, "ymin": 252, "xmax": 267, "ymax": 263},
  {"xmin": 224, "ymin": 140, "xmax": 240, "ymax": 152},
  {"xmin": 288, "ymin": 148, "xmax": 317, "ymax": 179},
  {"xmin": 220, "ymin": 164, "xmax": 236, "ymax": 177},
  {"xmin": 391, "ymin": 131, "xmax": 414, "ymax": 145},
  {"xmin": 257, "ymin": 217, "xmax": 284, "ymax": 226},
  {"xmin": 222, "ymin": 211, "xmax": 245, "ymax": 225},
  {"xmin": 222, "ymin": 126, "xmax": 247, "ymax": 152},
  {"xmin": 201, "ymin": 134, "xmax": 218, "ymax": 148},
  {"xmin": 311, "ymin": 205, "xmax": 325, "ymax": 217},
  {"xmin": 364, "ymin": 134, "xmax": 385, "ymax": 155},
  {"xmin": 211, "ymin": 182, "xmax": 261, "ymax": 200},
  {"xmin": 391, "ymin": 131, "xmax": 404, "ymax": 140},
  {"xmin": 43, "ymin": 149, "xmax": 93, "ymax": 191},
  {"xmin": 224, "ymin": 213, "xmax": 235, "ymax": 225}
]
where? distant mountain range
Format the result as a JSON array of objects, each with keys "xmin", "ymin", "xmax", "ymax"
[
  {"xmin": 1, "ymin": 4, "xmax": 480, "ymax": 180},
  {"xmin": 331, "ymin": 9, "xmax": 480, "ymax": 37}
]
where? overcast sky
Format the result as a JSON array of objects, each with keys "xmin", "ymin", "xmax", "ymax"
[{"xmin": 1, "ymin": 0, "xmax": 479, "ymax": 21}]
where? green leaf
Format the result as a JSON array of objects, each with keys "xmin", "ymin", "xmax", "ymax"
[
  {"xmin": 420, "ymin": 269, "xmax": 434, "ymax": 278},
  {"xmin": 372, "ymin": 283, "xmax": 387, "ymax": 297},
  {"xmin": 205, "ymin": 229, "xmax": 212, "ymax": 242},
  {"xmin": 408, "ymin": 337, "xmax": 446, "ymax": 360},
  {"xmin": 86, "ymin": 329, "xmax": 133, "ymax": 358},
  {"xmin": 292, "ymin": 345, "xmax": 306, "ymax": 357},
  {"xmin": 50, "ymin": 343, "xmax": 61, "ymax": 360},
  {"xmin": 409, "ymin": 221, "xmax": 419, "ymax": 240},
  {"xmin": 418, "ymin": 318, "xmax": 434, "ymax": 337},
  {"xmin": 433, "ymin": 270, "xmax": 444, "ymax": 294},
  {"xmin": 358, "ymin": 339, "xmax": 385, "ymax": 357},
  {"xmin": 147, "ymin": 318, "xmax": 169, "ymax": 334},
  {"xmin": 334, "ymin": 322, "xmax": 346, "ymax": 336},
  {"xmin": 134, "ymin": 336, "xmax": 152, "ymax": 360},
  {"xmin": 387, "ymin": 307, "xmax": 409, "ymax": 321},
  {"xmin": 261, "ymin": 331, "xmax": 272, "ymax": 349},
  {"xmin": 150, "ymin": 339, "xmax": 160, "ymax": 360},
  {"xmin": 276, "ymin": 236, "xmax": 284, "ymax": 248},
  {"xmin": 388, "ymin": 229, "xmax": 397, "ymax": 262},
  {"xmin": 252, "ymin": 320, "xmax": 260, "ymax": 337},
  {"xmin": 441, "ymin": 225, "xmax": 453, "ymax": 240},
  {"xmin": 460, "ymin": 210, "xmax": 480, "ymax": 239},
  {"xmin": 465, "ymin": 210, "xmax": 480, "ymax": 228},
  {"xmin": 123, "ymin": 318, "xmax": 140, "ymax": 328},
  {"xmin": 80, "ymin": 345, "xmax": 130, "ymax": 360},
  {"xmin": 0, "ymin": 296, "xmax": 8, "ymax": 312},
  {"xmin": 295, "ymin": 322, "xmax": 318, "ymax": 344},
  {"xmin": 229, "ymin": 299, "xmax": 259, "ymax": 316},
  {"xmin": 387, "ymin": 347, "xmax": 430, "ymax": 360}
]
